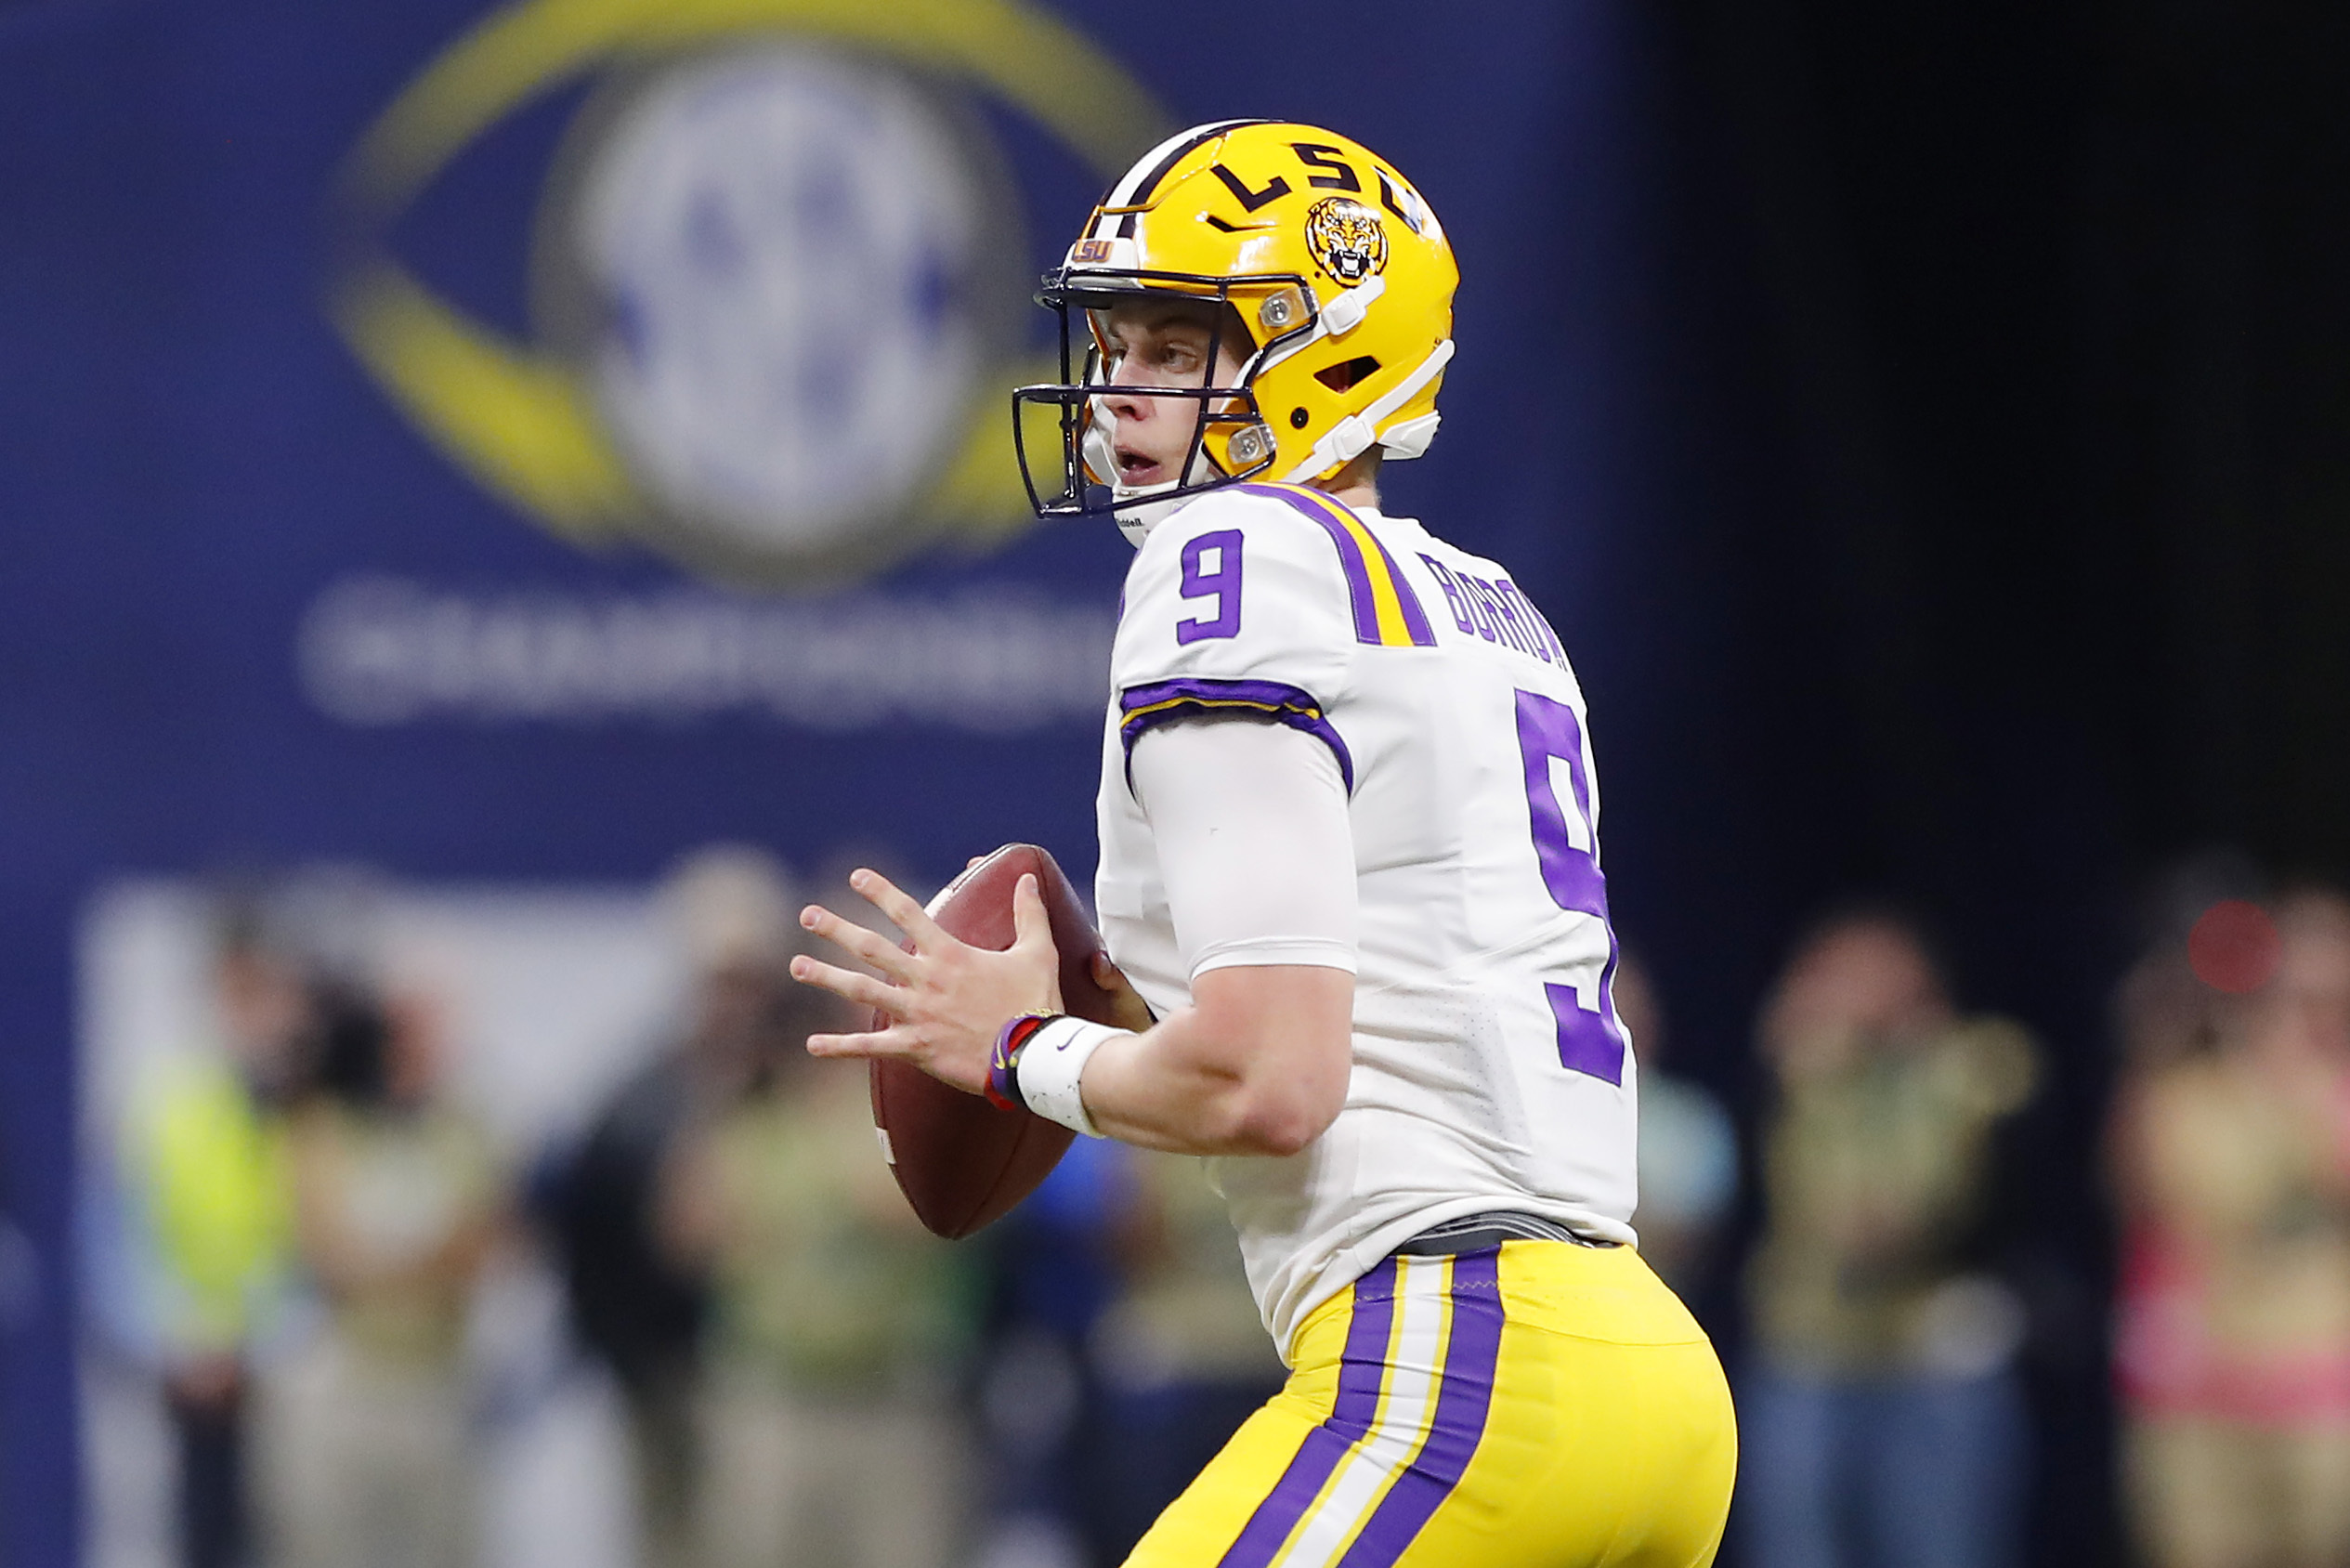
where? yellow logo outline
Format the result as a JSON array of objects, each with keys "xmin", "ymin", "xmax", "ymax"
[{"xmin": 330, "ymin": 0, "xmax": 1169, "ymax": 583}]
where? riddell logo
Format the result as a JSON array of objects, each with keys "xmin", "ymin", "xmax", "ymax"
[{"xmin": 1072, "ymin": 239, "xmax": 1116, "ymax": 263}]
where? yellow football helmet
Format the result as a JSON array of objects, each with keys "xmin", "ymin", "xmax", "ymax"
[{"xmin": 1013, "ymin": 120, "xmax": 1458, "ymax": 542}]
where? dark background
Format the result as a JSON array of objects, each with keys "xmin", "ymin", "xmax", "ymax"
[
  {"xmin": 1612, "ymin": 4, "xmax": 2350, "ymax": 1561},
  {"xmin": 7, "ymin": 0, "xmax": 2350, "ymax": 1561}
]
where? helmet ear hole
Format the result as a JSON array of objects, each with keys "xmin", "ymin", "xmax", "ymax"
[
  {"xmin": 1289, "ymin": 407, "xmax": 1311, "ymax": 428},
  {"xmin": 1313, "ymin": 356, "xmax": 1382, "ymax": 393}
]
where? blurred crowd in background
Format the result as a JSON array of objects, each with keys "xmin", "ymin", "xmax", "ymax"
[
  {"xmin": 79, "ymin": 849, "xmax": 2350, "ymax": 1568},
  {"xmin": 80, "ymin": 850, "xmax": 1290, "ymax": 1568}
]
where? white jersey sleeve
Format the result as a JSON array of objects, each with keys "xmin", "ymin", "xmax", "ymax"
[
  {"xmin": 1110, "ymin": 488, "xmax": 1361, "ymax": 791},
  {"xmin": 1128, "ymin": 716, "xmax": 1357, "ymax": 980}
]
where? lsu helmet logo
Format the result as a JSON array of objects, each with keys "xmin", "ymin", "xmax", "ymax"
[{"xmin": 1303, "ymin": 197, "xmax": 1389, "ymax": 285}]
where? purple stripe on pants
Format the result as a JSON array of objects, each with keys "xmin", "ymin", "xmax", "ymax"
[
  {"xmin": 1218, "ymin": 1258, "xmax": 1402, "ymax": 1568},
  {"xmin": 1334, "ymin": 1248, "xmax": 1507, "ymax": 1568}
]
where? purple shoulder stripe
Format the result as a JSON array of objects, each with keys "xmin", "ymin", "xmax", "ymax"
[
  {"xmin": 1234, "ymin": 484, "xmax": 1438, "ymax": 649},
  {"xmin": 1117, "ymin": 676, "xmax": 1355, "ymax": 794},
  {"xmin": 1378, "ymin": 540, "xmax": 1439, "ymax": 648}
]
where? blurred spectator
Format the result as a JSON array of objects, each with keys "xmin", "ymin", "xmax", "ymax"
[
  {"xmin": 663, "ymin": 1040, "xmax": 975, "ymax": 1568},
  {"xmin": 548, "ymin": 847, "xmax": 825, "ymax": 1568},
  {"xmin": 1088, "ymin": 1151, "xmax": 1286, "ymax": 1561},
  {"xmin": 0, "ymin": 1131, "xmax": 33, "ymax": 1568},
  {"xmin": 1615, "ymin": 952, "xmax": 1738, "ymax": 1301},
  {"xmin": 0, "ymin": 1146, "xmax": 33, "ymax": 1335},
  {"xmin": 120, "ymin": 916, "xmax": 311, "ymax": 1568},
  {"xmin": 0, "ymin": 1131, "xmax": 34, "ymax": 1343},
  {"xmin": 2109, "ymin": 888, "xmax": 2350, "ymax": 1568},
  {"xmin": 970, "ymin": 1138, "xmax": 1129, "ymax": 1568},
  {"xmin": 1738, "ymin": 907, "xmax": 2037, "ymax": 1568},
  {"xmin": 260, "ymin": 983, "xmax": 502, "ymax": 1568}
]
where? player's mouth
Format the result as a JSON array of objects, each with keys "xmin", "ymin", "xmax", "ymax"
[{"xmin": 1115, "ymin": 446, "xmax": 1169, "ymax": 487}]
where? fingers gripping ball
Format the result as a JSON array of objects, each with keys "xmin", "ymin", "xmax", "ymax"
[{"xmin": 871, "ymin": 844, "xmax": 1121, "ymax": 1238}]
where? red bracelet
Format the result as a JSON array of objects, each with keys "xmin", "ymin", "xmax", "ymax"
[{"xmin": 985, "ymin": 1013, "xmax": 1058, "ymax": 1112}]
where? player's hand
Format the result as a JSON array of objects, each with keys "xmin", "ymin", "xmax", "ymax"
[
  {"xmin": 791, "ymin": 868, "xmax": 1063, "ymax": 1095},
  {"xmin": 1088, "ymin": 950, "xmax": 1157, "ymax": 1034}
]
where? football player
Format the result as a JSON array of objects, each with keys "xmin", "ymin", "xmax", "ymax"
[{"xmin": 790, "ymin": 121, "xmax": 1736, "ymax": 1567}]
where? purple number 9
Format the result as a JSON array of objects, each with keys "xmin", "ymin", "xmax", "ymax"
[
  {"xmin": 1176, "ymin": 529, "xmax": 1244, "ymax": 644},
  {"xmin": 1514, "ymin": 688, "xmax": 1627, "ymax": 1086}
]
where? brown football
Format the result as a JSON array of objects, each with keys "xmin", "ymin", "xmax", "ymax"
[{"xmin": 868, "ymin": 843, "xmax": 1120, "ymax": 1239}]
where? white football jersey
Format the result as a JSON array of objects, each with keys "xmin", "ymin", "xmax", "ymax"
[{"xmin": 1094, "ymin": 482, "xmax": 1639, "ymax": 1353}]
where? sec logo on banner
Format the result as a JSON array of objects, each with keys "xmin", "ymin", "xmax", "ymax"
[
  {"xmin": 328, "ymin": 0, "xmax": 1168, "ymax": 588},
  {"xmin": 541, "ymin": 48, "xmax": 1019, "ymax": 576}
]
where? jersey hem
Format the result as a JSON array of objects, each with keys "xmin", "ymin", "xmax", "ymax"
[
  {"xmin": 1270, "ymin": 1194, "xmax": 1639, "ymax": 1361},
  {"xmin": 1191, "ymin": 936, "xmax": 1359, "ymax": 978}
]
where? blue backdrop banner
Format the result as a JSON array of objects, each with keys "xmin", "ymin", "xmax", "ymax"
[{"xmin": 0, "ymin": 2, "xmax": 1666, "ymax": 1558}]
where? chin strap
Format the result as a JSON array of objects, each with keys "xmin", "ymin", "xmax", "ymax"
[
  {"xmin": 1257, "ymin": 276, "xmax": 1452, "ymax": 474},
  {"xmin": 1094, "ymin": 406, "xmax": 1226, "ymax": 546},
  {"xmin": 1281, "ymin": 337, "xmax": 1456, "ymax": 482},
  {"xmin": 1317, "ymin": 274, "xmax": 1386, "ymax": 337},
  {"xmin": 1379, "ymin": 410, "xmax": 1441, "ymax": 460}
]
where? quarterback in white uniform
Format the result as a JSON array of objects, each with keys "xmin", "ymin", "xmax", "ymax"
[
  {"xmin": 795, "ymin": 122, "xmax": 1734, "ymax": 1568},
  {"xmin": 1100, "ymin": 478, "xmax": 1640, "ymax": 1350}
]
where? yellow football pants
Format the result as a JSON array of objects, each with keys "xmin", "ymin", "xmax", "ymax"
[{"xmin": 1124, "ymin": 1240, "xmax": 1735, "ymax": 1568}]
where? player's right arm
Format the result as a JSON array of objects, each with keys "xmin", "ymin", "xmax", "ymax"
[
  {"xmin": 1071, "ymin": 712, "xmax": 1358, "ymax": 1156},
  {"xmin": 792, "ymin": 492, "xmax": 1364, "ymax": 1153},
  {"xmin": 792, "ymin": 719, "xmax": 1356, "ymax": 1156},
  {"xmin": 1076, "ymin": 494, "xmax": 1366, "ymax": 1154},
  {"xmin": 793, "ymin": 845, "xmax": 1351, "ymax": 1157},
  {"xmin": 1078, "ymin": 962, "xmax": 1352, "ymax": 1156}
]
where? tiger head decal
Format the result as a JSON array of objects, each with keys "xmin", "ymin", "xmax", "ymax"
[{"xmin": 1303, "ymin": 197, "xmax": 1389, "ymax": 285}]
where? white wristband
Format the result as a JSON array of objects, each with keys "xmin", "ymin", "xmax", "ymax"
[{"xmin": 1017, "ymin": 1016, "xmax": 1120, "ymax": 1139}]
